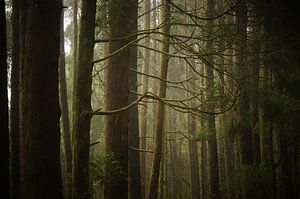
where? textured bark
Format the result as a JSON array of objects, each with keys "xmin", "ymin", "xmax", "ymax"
[
  {"xmin": 128, "ymin": 1, "xmax": 142, "ymax": 199},
  {"xmin": 0, "ymin": 1, "xmax": 9, "ymax": 198},
  {"xmin": 158, "ymin": 143, "xmax": 164, "ymax": 199},
  {"xmin": 235, "ymin": 1, "xmax": 253, "ymax": 199},
  {"xmin": 187, "ymin": 66, "xmax": 201, "ymax": 199},
  {"xmin": 188, "ymin": 114, "xmax": 201, "ymax": 199},
  {"xmin": 260, "ymin": 63, "xmax": 273, "ymax": 165},
  {"xmin": 200, "ymin": 141, "xmax": 208, "ymax": 199},
  {"xmin": 206, "ymin": 0, "xmax": 220, "ymax": 198},
  {"xmin": 59, "ymin": 9, "xmax": 72, "ymax": 198},
  {"xmin": 236, "ymin": 0, "xmax": 253, "ymax": 167},
  {"xmin": 10, "ymin": 0, "xmax": 21, "ymax": 198},
  {"xmin": 19, "ymin": 1, "xmax": 27, "ymax": 196},
  {"xmin": 72, "ymin": 0, "xmax": 78, "ymax": 115},
  {"xmin": 147, "ymin": 1, "xmax": 170, "ymax": 198},
  {"xmin": 249, "ymin": 17, "xmax": 261, "ymax": 165},
  {"xmin": 104, "ymin": 1, "xmax": 131, "ymax": 199},
  {"xmin": 72, "ymin": 0, "xmax": 96, "ymax": 198},
  {"xmin": 140, "ymin": 1, "xmax": 151, "ymax": 197},
  {"xmin": 20, "ymin": 1, "xmax": 63, "ymax": 198}
]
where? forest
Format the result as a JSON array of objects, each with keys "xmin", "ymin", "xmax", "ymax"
[{"xmin": 1, "ymin": 0, "xmax": 300, "ymax": 199}]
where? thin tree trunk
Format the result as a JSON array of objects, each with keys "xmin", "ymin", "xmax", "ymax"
[
  {"xmin": 72, "ymin": 0, "xmax": 96, "ymax": 198},
  {"xmin": 206, "ymin": 0, "xmax": 220, "ymax": 198},
  {"xmin": 128, "ymin": 0, "xmax": 142, "ymax": 198},
  {"xmin": 236, "ymin": 0, "xmax": 253, "ymax": 166},
  {"xmin": 10, "ymin": 0, "xmax": 21, "ymax": 198},
  {"xmin": 72, "ymin": 0, "xmax": 78, "ymax": 120},
  {"xmin": 235, "ymin": 1, "xmax": 253, "ymax": 198},
  {"xmin": 187, "ymin": 66, "xmax": 201, "ymax": 199},
  {"xmin": 0, "ymin": 1, "xmax": 9, "ymax": 198},
  {"xmin": 147, "ymin": 1, "xmax": 170, "ymax": 198},
  {"xmin": 104, "ymin": 1, "xmax": 132, "ymax": 198},
  {"xmin": 19, "ymin": 0, "xmax": 27, "ymax": 196},
  {"xmin": 59, "ymin": 8, "xmax": 72, "ymax": 198},
  {"xmin": 158, "ymin": 143, "xmax": 164, "ymax": 199},
  {"xmin": 140, "ymin": 1, "xmax": 151, "ymax": 197},
  {"xmin": 20, "ymin": 1, "xmax": 63, "ymax": 198}
]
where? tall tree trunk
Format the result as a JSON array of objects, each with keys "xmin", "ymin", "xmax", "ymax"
[
  {"xmin": 140, "ymin": 1, "xmax": 151, "ymax": 197},
  {"xmin": 187, "ymin": 66, "xmax": 201, "ymax": 199},
  {"xmin": 72, "ymin": 0, "xmax": 78, "ymax": 121},
  {"xmin": 10, "ymin": 0, "xmax": 21, "ymax": 198},
  {"xmin": 72, "ymin": 0, "xmax": 96, "ymax": 198},
  {"xmin": 188, "ymin": 113, "xmax": 201, "ymax": 199},
  {"xmin": 19, "ymin": 1, "xmax": 27, "ymax": 196},
  {"xmin": 0, "ymin": 1, "xmax": 9, "ymax": 198},
  {"xmin": 236, "ymin": 1, "xmax": 253, "ymax": 198},
  {"xmin": 59, "ymin": 8, "xmax": 72, "ymax": 198},
  {"xmin": 158, "ymin": 143, "xmax": 165, "ymax": 199},
  {"xmin": 128, "ymin": 0, "xmax": 142, "ymax": 198},
  {"xmin": 147, "ymin": 1, "xmax": 170, "ymax": 198},
  {"xmin": 104, "ymin": 1, "xmax": 132, "ymax": 198},
  {"xmin": 206, "ymin": 0, "xmax": 220, "ymax": 198},
  {"xmin": 20, "ymin": 1, "xmax": 63, "ymax": 198},
  {"xmin": 236, "ymin": 0, "xmax": 253, "ymax": 166}
]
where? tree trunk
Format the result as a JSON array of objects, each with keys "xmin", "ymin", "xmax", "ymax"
[
  {"xmin": 59, "ymin": 8, "xmax": 72, "ymax": 198},
  {"xmin": 188, "ymin": 113, "xmax": 201, "ymax": 199},
  {"xmin": 10, "ymin": 0, "xmax": 21, "ymax": 198},
  {"xmin": 147, "ymin": 1, "xmax": 170, "ymax": 198},
  {"xmin": 0, "ymin": 1, "xmax": 9, "ymax": 198},
  {"xmin": 187, "ymin": 65, "xmax": 201, "ymax": 199},
  {"xmin": 140, "ymin": 1, "xmax": 151, "ymax": 197},
  {"xmin": 19, "ymin": 1, "xmax": 27, "ymax": 196},
  {"xmin": 235, "ymin": 1, "xmax": 253, "ymax": 198},
  {"xmin": 206, "ymin": 0, "xmax": 220, "ymax": 198},
  {"xmin": 128, "ymin": 0, "xmax": 142, "ymax": 198},
  {"xmin": 20, "ymin": 1, "xmax": 63, "ymax": 198},
  {"xmin": 104, "ymin": 1, "xmax": 132, "ymax": 198},
  {"xmin": 72, "ymin": 0, "xmax": 96, "ymax": 198},
  {"xmin": 72, "ymin": 0, "xmax": 78, "ymax": 121}
]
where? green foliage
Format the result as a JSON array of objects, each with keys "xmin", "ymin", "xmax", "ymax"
[
  {"xmin": 220, "ymin": 164, "xmax": 275, "ymax": 198},
  {"xmin": 89, "ymin": 152, "xmax": 124, "ymax": 198}
]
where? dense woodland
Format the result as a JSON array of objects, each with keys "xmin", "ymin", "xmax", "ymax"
[{"xmin": 1, "ymin": 0, "xmax": 300, "ymax": 199}]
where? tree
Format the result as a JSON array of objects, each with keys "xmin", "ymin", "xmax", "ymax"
[
  {"xmin": 128, "ymin": 0, "xmax": 142, "ymax": 198},
  {"xmin": 205, "ymin": 0, "xmax": 220, "ymax": 198},
  {"xmin": 147, "ymin": 1, "xmax": 171, "ymax": 198},
  {"xmin": 104, "ymin": 1, "xmax": 132, "ymax": 198},
  {"xmin": 0, "ymin": 0, "xmax": 9, "ymax": 198},
  {"xmin": 187, "ymin": 66, "xmax": 201, "ymax": 199},
  {"xmin": 72, "ymin": 0, "xmax": 97, "ymax": 198},
  {"xmin": 20, "ymin": 1, "xmax": 63, "ymax": 198},
  {"xmin": 59, "ymin": 7, "xmax": 72, "ymax": 198},
  {"xmin": 10, "ymin": 0, "xmax": 21, "ymax": 198},
  {"xmin": 140, "ymin": 1, "xmax": 151, "ymax": 197}
]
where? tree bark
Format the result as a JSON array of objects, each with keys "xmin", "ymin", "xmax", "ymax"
[
  {"xmin": 187, "ymin": 66, "xmax": 201, "ymax": 199},
  {"xmin": 20, "ymin": 1, "xmax": 63, "ymax": 198},
  {"xmin": 72, "ymin": 0, "xmax": 78, "ymax": 122},
  {"xmin": 206, "ymin": 0, "xmax": 220, "ymax": 198},
  {"xmin": 10, "ymin": 0, "xmax": 21, "ymax": 198},
  {"xmin": 59, "ymin": 8, "xmax": 72, "ymax": 198},
  {"xmin": 128, "ymin": 1, "xmax": 142, "ymax": 199},
  {"xmin": 0, "ymin": 1, "xmax": 9, "ymax": 198},
  {"xmin": 104, "ymin": 1, "xmax": 132, "ymax": 199},
  {"xmin": 147, "ymin": 1, "xmax": 171, "ymax": 199},
  {"xmin": 140, "ymin": 1, "xmax": 151, "ymax": 197},
  {"xmin": 72, "ymin": 0, "xmax": 96, "ymax": 198}
]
